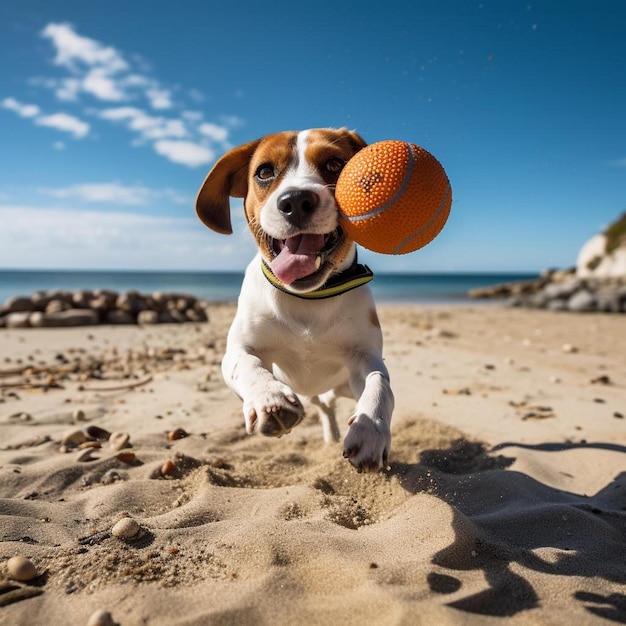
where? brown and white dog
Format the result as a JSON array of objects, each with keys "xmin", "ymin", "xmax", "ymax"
[{"xmin": 195, "ymin": 128, "xmax": 394, "ymax": 472}]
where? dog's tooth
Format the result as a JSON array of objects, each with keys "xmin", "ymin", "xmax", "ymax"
[{"xmin": 315, "ymin": 256, "xmax": 322, "ymax": 269}]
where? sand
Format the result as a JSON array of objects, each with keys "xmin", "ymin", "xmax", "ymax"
[{"xmin": 0, "ymin": 303, "xmax": 625, "ymax": 625}]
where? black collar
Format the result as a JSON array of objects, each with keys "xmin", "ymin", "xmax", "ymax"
[{"xmin": 261, "ymin": 254, "xmax": 374, "ymax": 300}]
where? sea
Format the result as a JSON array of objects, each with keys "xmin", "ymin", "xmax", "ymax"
[{"xmin": 0, "ymin": 269, "xmax": 535, "ymax": 306}]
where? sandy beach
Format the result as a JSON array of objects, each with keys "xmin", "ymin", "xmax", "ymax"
[{"xmin": 1, "ymin": 303, "xmax": 625, "ymax": 625}]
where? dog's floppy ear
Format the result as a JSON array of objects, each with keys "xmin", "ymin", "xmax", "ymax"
[
  {"xmin": 343, "ymin": 128, "xmax": 367, "ymax": 153},
  {"xmin": 195, "ymin": 139, "xmax": 261, "ymax": 234}
]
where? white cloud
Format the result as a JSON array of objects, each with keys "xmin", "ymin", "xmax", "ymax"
[
  {"xmin": 55, "ymin": 77, "xmax": 81, "ymax": 101},
  {"xmin": 11, "ymin": 22, "xmax": 245, "ymax": 168},
  {"xmin": 41, "ymin": 22, "xmax": 128, "ymax": 73},
  {"xmin": 1, "ymin": 97, "xmax": 40, "ymax": 118},
  {"xmin": 82, "ymin": 68, "xmax": 126, "ymax": 101},
  {"xmin": 98, "ymin": 106, "xmax": 187, "ymax": 140},
  {"xmin": 146, "ymin": 87, "xmax": 173, "ymax": 110},
  {"xmin": 38, "ymin": 182, "xmax": 191, "ymax": 206},
  {"xmin": 0, "ymin": 205, "xmax": 253, "ymax": 270},
  {"xmin": 153, "ymin": 140, "xmax": 214, "ymax": 167},
  {"xmin": 198, "ymin": 122, "xmax": 229, "ymax": 143},
  {"xmin": 35, "ymin": 112, "xmax": 90, "ymax": 138}
]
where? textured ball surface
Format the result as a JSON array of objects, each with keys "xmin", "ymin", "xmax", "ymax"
[{"xmin": 335, "ymin": 140, "xmax": 452, "ymax": 255}]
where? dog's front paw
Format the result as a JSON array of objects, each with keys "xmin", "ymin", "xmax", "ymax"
[
  {"xmin": 243, "ymin": 384, "xmax": 304, "ymax": 437},
  {"xmin": 343, "ymin": 413, "xmax": 391, "ymax": 473}
]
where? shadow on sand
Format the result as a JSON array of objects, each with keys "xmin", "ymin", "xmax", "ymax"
[{"xmin": 388, "ymin": 438, "xmax": 626, "ymax": 622}]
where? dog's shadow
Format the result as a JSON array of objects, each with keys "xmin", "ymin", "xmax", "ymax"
[{"xmin": 387, "ymin": 439, "xmax": 626, "ymax": 622}]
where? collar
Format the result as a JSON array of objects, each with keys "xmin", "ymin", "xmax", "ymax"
[{"xmin": 261, "ymin": 254, "xmax": 374, "ymax": 300}]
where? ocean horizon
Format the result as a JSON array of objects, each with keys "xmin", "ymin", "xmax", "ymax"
[{"xmin": 0, "ymin": 268, "xmax": 536, "ymax": 306}]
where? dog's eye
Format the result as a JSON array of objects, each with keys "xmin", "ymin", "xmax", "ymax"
[
  {"xmin": 325, "ymin": 157, "xmax": 345, "ymax": 174},
  {"xmin": 255, "ymin": 164, "xmax": 275, "ymax": 181}
]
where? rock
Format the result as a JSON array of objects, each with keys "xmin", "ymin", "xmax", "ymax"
[
  {"xmin": 1, "ymin": 289, "xmax": 211, "ymax": 326},
  {"xmin": 6, "ymin": 312, "xmax": 32, "ymax": 328},
  {"xmin": 543, "ymin": 277, "xmax": 584, "ymax": 300},
  {"xmin": 137, "ymin": 310, "xmax": 159, "ymax": 325},
  {"xmin": 86, "ymin": 609, "xmax": 116, "ymax": 626},
  {"xmin": 77, "ymin": 448, "xmax": 96, "ymax": 462},
  {"xmin": 567, "ymin": 289, "xmax": 597, "ymax": 312},
  {"xmin": 62, "ymin": 429, "xmax": 88, "ymax": 446},
  {"xmin": 72, "ymin": 290, "xmax": 93, "ymax": 308},
  {"xmin": 546, "ymin": 298, "xmax": 568, "ymax": 311},
  {"xmin": 105, "ymin": 310, "xmax": 135, "ymax": 325},
  {"xmin": 115, "ymin": 451, "xmax": 136, "ymax": 464},
  {"xmin": 45, "ymin": 299, "xmax": 71, "ymax": 314},
  {"xmin": 29, "ymin": 309, "xmax": 100, "ymax": 328},
  {"xmin": 157, "ymin": 310, "xmax": 178, "ymax": 324},
  {"xmin": 109, "ymin": 431, "xmax": 130, "ymax": 450},
  {"xmin": 595, "ymin": 291, "xmax": 622, "ymax": 312},
  {"xmin": 7, "ymin": 555, "xmax": 38, "ymax": 581},
  {"xmin": 111, "ymin": 517, "xmax": 141, "ymax": 539},
  {"xmin": 161, "ymin": 459, "xmax": 178, "ymax": 477},
  {"xmin": 167, "ymin": 428, "xmax": 188, "ymax": 441},
  {"xmin": 184, "ymin": 308, "xmax": 206, "ymax": 322},
  {"xmin": 86, "ymin": 425, "xmax": 111, "ymax": 440},
  {"xmin": 3, "ymin": 296, "xmax": 35, "ymax": 313},
  {"xmin": 117, "ymin": 291, "xmax": 149, "ymax": 314},
  {"xmin": 73, "ymin": 409, "xmax": 87, "ymax": 422}
]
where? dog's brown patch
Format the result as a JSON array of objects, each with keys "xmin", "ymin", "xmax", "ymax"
[{"xmin": 369, "ymin": 308, "xmax": 380, "ymax": 329}]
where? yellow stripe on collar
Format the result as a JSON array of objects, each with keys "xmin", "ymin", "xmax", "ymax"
[{"xmin": 261, "ymin": 259, "xmax": 374, "ymax": 300}]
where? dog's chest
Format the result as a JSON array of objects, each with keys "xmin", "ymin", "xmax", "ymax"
[{"xmin": 254, "ymin": 312, "xmax": 351, "ymax": 395}]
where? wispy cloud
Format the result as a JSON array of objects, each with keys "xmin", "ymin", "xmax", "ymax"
[
  {"xmin": 42, "ymin": 23, "xmax": 128, "ymax": 72},
  {"xmin": 99, "ymin": 106, "xmax": 188, "ymax": 140},
  {"xmin": 153, "ymin": 140, "xmax": 215, "ymax": 167},
  {"xmin": 1, "ymin": 22, "xmax": 240, "ymax": 167},
  {"xmin": 1, "ymin": 97, "xmax": 40, "ymax": 118},
  {"xmin": 35, "ymin": 112, "xmax": 90, "ymax": 138},
  {"xmin": 38, "ymin": 182, "xmax": 191, "ymax": 206},
  {"xmin": 0, "ymin": 206, "xmax": 253, "ymax": 270}
]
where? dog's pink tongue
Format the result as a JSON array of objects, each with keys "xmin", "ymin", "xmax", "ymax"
[{"xmin": 270, "ymin": 234, "xmax": 325, "ymax": 285}]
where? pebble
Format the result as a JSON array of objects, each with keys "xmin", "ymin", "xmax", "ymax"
[
  {"xmin": 101, "ymin": 469, "xmax": 124, "ymax": 484},
  {"xmin": 111, "ymin": 517, "xmax": 141, "ymax": 539},
  {"xmin": 115, "ymin": 451, "xmax": 136, "ymax": 464},
  {"xmin": 86, "ymin": 609, "xmax": 115, "ymax": 626},
  {"xmin": 62, "ymin": 429, "xmax": 88, "ymax": 446},
  {"xmin": 109, "ymin": 431, "xmax": 130, "ymax": 451},
  {"xmin": 86, "ymin": 425, "xmax": 111, "ymax": 441},
  {"xmin": 78, "ymin": 441, "xmax": 102, "ymax": 450},
  {"xmin": 167, "ymin": 428, "xmax": 188, "ymax": 441},
  {"xmin": 562, "ymin": 343, "xmax": 578, "ymax": 353},
  {"xmin": 72, "ymin": 409, "xmax": 87, "ymax": 422},
  {"xmin": 161, "ymin": 459, "xmax": 178, "ymax": 477},
  {"xmin": 7, "ymin": 555, "xmax": 37, "ymax": 581},
  {"xmin": 77, "ymin": 448, "xmax": 96, "ymax": 462}
]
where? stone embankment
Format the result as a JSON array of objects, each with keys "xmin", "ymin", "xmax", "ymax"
[
  {"xmin": 469, "ymin": 268, "xmax": 626, "ymax": 313},
  {"xmin": 0, "ymin": 289, "xmax": 211, "ymax": 328}
]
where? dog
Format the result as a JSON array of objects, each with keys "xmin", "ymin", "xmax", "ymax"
[{"xmin": 195, "ymin": 128, "xmax": 394, "ymax": 472}]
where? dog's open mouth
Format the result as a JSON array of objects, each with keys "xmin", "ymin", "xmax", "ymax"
[{"xmin": 269, "ymin": 228, "xmax": 344, "ymax": 286}]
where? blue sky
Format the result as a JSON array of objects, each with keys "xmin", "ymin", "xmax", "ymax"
[{"xmin": 1, "ymin": 0, "xmax": 625, "ymax": 273}]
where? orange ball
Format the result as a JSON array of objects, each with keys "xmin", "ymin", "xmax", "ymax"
[{"xmin": 335, "ymin": 140, "xmax": 452, "ymax": 255}]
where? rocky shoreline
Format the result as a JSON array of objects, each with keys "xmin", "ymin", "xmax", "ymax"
[
  {"xmin": 0, "ymin": 289, "xmax": 211, "ymax": 328},
  {"xmin": 469, "ymin": 268, "xmax": 626, "ymax": 313}
]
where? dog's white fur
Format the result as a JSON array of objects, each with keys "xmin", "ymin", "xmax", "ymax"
[{"xmin": 196, "ymin": 128, "xmax": 394, "ymax": 472}]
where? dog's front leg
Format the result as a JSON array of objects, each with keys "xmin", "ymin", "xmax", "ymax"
[
  {"xmin": 222, "ymin": 347, "xmax": 304, "ymax": 437},
  {"xmin": 343, "ymin": 355, "xmax": 394, "ymax": 472}
]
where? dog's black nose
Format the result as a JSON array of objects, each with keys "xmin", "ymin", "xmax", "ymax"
[{"xmin": 277, "ymin": 189, "xmax": 319, "ymax": 226}]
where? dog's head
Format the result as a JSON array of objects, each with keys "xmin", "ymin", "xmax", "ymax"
[{"xmin": 196, "ymin": 128, "xmax": 367, "ymax": 293}]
